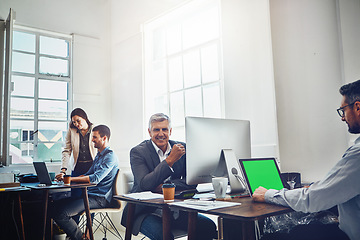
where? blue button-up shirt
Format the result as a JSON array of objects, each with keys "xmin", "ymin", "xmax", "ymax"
[{"xmin": 85, "ymin": 146, "xmax": 119, "ymax": 202}]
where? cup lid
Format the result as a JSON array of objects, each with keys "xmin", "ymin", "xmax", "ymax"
[{"xmin": 162, "ymin": 183, "xmax": 175, "ymax": 188}]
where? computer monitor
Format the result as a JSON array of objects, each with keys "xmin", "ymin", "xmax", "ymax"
[{"xmin": 185, "ymin": 117, "xmax": 251, "ymax": 193}]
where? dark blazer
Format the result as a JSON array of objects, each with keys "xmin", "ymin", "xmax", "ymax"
[{"xmin": 121, "ymin": 139, "xmax": 195, "ymax": 235}]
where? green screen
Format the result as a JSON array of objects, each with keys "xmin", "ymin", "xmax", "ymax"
[{"xmin": 242, "ymin": 159, "xmax": 284, "ymax": 193}]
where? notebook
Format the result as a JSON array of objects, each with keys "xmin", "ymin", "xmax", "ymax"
[
  {"xmin": 238, "ymin": 158, "xmax": 284, "ymax": 195},
  {"xmin": 33, "ymin": 162, "xmax": 58, "ymax": 186}
]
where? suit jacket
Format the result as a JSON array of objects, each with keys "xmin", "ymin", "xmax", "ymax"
[
  {"xmin": 121, "ymin": 139, "xmax": 195, "ymax": 235},
  {"xmin": 61, "ymin": 126, "xmax": 97, "ymax": 171}
]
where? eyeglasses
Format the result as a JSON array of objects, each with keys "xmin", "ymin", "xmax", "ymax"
[{"xmin": 337, "ymin": 102, "xmax": 356, "ymax": 117}]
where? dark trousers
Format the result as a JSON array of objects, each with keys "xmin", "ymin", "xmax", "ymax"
[{"xmin": 51, "ymin": 195, "xmax": 107, "ymax": 240}]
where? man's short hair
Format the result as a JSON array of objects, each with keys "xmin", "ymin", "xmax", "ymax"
[
  {"xmin": 93, "ymin": 125, "xmax": 111, "ymax": 140},
  {"xmin": 148, "ymin": 113, "xmax": 171, "ymax": 130},
  {"xmin": 340, "ymin": 79, "xmax": 360, "ymax": 104}
]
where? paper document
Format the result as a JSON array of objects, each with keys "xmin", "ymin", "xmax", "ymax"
[
  {"xmin": 193, "ymin": 192, "xmax": 216, "ymax": 200},
  {"xmin": 169, "ymin": 199, "xmax": 241, "ymax": 211},
  {"xmin": 196, "ymin": 183, "xmax": 213, "ymax": 193},
  {"xmin": 123, "ymin": 191, "xmax": 163, "ymax": 200}
]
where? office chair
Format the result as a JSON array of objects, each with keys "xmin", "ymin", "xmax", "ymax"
[{"xmin": 79, "ymin": 169, "xmax": 123, "ymax": 240}]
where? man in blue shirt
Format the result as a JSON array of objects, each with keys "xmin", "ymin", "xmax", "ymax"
[{"xmin": 52, "ymin": 125, "xmax": 119, "ymax": 240}]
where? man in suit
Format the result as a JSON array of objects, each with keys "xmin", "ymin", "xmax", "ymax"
[{"xmin": 121, "ymin": 113, "xmax": 217, "ymax": 240}]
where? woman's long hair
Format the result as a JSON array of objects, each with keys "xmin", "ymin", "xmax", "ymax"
[{"xmin": 69, "ymin": 108, "xmax": 92, "ymax": 129}]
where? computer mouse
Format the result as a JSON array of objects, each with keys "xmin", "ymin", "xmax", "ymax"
[{"xmin": 37, "ymin": 183, "xmax": 46, "ymax": 187}]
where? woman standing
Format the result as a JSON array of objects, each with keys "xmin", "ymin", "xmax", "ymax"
[{"xmin": 56, "ymin": 108, "xmax": 97, "ymax": 181}]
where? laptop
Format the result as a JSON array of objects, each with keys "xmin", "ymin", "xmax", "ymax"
[
  {"xmin": 33, "ymin": 162, "xmax": 58, "ymax": 186},
  {"xmin": 238, "ymin": 158, "xmax": 285, "ymax": 195}
]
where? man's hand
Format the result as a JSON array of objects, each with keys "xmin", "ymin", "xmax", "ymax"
[
  {"xmin": 252, "ymin": 186, "xmax": 268, "ymax": 202},
  {"xmin": 166, "ymin": 143, "xmax": 185, "ymax": 167},
  {"xmin": 154, "ymin": 184, "xmax": 163, "ymax": 193},
  {"xmin": 55, "ymin": 172, "xmax": 65, "ymax": 181}
]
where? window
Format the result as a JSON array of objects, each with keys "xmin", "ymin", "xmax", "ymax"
[
  {"xmin": 9, "ymin": 26, "xmax": 72, "ymax": 164},
  {"xmin": 143, "ymin": 0, "xmax": 223, "ymax": 140}
]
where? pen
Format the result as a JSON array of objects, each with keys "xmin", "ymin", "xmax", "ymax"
[{"xmin": 229, "ymin": 193, "xmax": 249, "ymax": 198}]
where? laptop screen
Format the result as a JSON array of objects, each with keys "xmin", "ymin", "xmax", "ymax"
[
  {"xmin": 239, "ymin": 158, "xmax": 284, "ymax": 195},
  {"xmin": 33, "ymin": 162, "xmax": 52, "ymax": 185}
]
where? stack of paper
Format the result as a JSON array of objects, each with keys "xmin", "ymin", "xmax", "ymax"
[
  {"xmin": 169, "ymin": 199, "xmax": 241, "ymax": 211},
  {"xmin": 123, "ymin": 191, "xmax": 163, "ymax": 200}
]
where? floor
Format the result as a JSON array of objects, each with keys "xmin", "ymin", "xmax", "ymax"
[
  {"xmin": 79, "ymin": 211, "xmax": 215, "ymax": 240},
  {"xmin": 93, "ymin": 229, "xmax": 147, "ymax": 240},
  {"xmin": 93, "ymin": 229, "xmax": 187, "ymax": 240}
]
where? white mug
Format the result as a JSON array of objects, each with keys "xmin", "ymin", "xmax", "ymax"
[{"xmin": 212, "ymin": 177, "xmax": 228, "ymax": 199}]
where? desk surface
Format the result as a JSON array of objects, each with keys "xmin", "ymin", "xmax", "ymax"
[
  {"xmin": 0, "ymin": 186, "xmax": 30, "ymax": 192},
  {"xmin": 22, "ymin": 182, "xmax": 96, "ymax": 190},
  {"xmin": 114, "ymin": 195, "xmax": 292, "ymax": 221}
]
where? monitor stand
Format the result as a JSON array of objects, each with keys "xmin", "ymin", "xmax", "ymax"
[{"xmin": 212, "ymin": 149, "xmax": 246, "ymax": 193}]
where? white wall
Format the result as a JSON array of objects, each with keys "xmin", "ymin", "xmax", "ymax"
[
  {"xmin": 110, "ymin": 0, "xmax": 189, "ymax": 167},
  {"xmin": 221, "ymin": 0, "xmax": 279, "ymax": 158},
  {"xmin": 270, "ymin": 0, "xmax": 360, "ymax": 181},
  {"xmin": 0, "ymin": 0, "xmax": 112, "ymax": 174},
  {"xmin": 337, "ymin": 0, "xmax": 360, "ymax": 145}
]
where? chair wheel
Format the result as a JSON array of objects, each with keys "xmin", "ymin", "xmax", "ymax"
[{"xmin": 102, "ymin": 238, "xmax": 107, "ymax": 240}]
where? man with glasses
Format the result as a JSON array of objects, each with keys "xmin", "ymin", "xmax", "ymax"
[{"xmin": 252, "ymin": 80, "xmax": 360, "ymax": 240}]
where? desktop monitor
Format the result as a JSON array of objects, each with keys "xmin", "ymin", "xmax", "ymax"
[{"xmin": 185, "ymin": 117, "xmax": 251, "ymax": 193}]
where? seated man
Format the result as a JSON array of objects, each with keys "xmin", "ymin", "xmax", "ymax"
[
  {"xmin": 121, "ymin": 113, "xmax": 217, "ymax": 240},
  {"xmin": 52, "ymin": 125, "xmax": 119, "ymax": 240},
  {"xmin": 251, "ymin": 80, "xmax": 360, "ymax": 240}
]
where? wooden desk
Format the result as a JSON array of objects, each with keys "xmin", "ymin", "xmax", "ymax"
[
  {"xmin": 114, "ymin": 195, "xmax": 292, "ymax": 240},
  {"xmin": 25, "ymin": 183, "xmax": 96, "ymax": 240},
  {"xmin": 0, "ymin": 186, "xmax": 30, "ymax": 240}
]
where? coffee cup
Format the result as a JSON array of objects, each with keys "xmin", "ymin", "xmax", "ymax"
[
  {"xmin": 162, "ymin": 183, "xmax": 176, "ymax": 202},
  {"xmin": 63, "ymin": 175, "xmax": 71, "ymax": 185},
  {"xmin": 212, "ymin": 177, "xmax": 228, "ymax": 199}
]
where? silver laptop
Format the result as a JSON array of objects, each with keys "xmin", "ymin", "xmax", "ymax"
[{"xmin": 238, "ymin": 158, "xmax": 285, "ymax": 195}]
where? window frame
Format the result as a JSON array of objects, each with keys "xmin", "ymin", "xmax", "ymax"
[
  {"xmin": 143, "ymin": 0, "xmax": 224, "ymax": 140},
  {"xmin": 8, "ymin": 25, "xmax": 73, "ymax": 165}
]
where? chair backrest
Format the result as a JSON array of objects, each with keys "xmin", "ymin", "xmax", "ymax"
[
  {"xmin": 109, "ymin": 169, "xmax": 121, "ymax": 208},
  {"xmin": 121, "ymin": 170, "xmax": 134, "ymax": 194}
]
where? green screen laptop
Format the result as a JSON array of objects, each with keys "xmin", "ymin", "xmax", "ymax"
[{"xmin": 239, "ymin": 158, "xmax": 284, "ymax": 195}]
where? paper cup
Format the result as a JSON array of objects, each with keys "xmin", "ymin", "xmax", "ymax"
[
  {"xmin": 162, "ymin": 183, "xmax": 176, "ymax": 202},
  {"xmin": 63, "ymin": 175, "xmax": 71, "ymax": 185}
]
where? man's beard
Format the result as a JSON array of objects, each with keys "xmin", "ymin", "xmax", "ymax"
[{"xmin": 348, "ymin": 122, "xmax": 360, "ymax": 134}]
